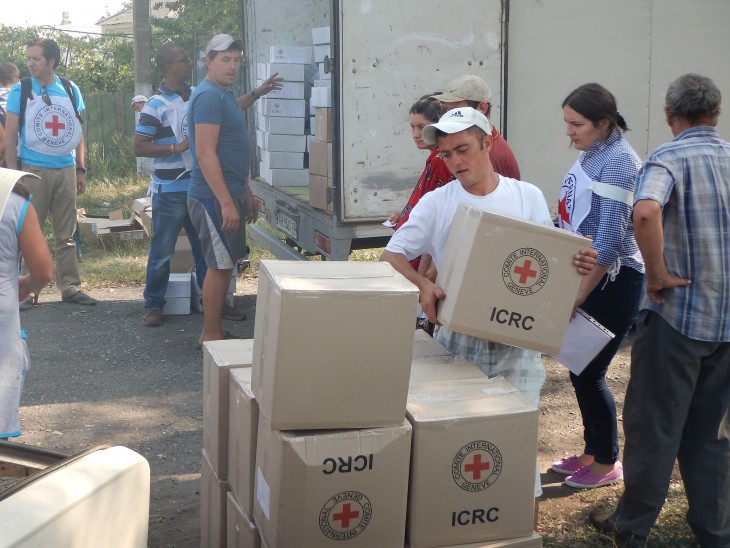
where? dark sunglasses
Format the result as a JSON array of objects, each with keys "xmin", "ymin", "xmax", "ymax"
[{"xmin": 40, "ymin": 87, "xmax": 51, "ymax": 106}]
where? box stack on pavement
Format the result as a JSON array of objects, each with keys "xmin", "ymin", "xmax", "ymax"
[
  {"xmin": 256, "ymin": 46, "xmax": 313, "ymax": 187},
  {"xmin": 200, "ymin": 339, "xmax": 258, "ymax": 548},
  {"xmin": 250, "ymin": 260, "xmax": 418, "ymax": 547},
  {"xmin": 202, "ymin": 254, "xmax": 557, "ymax": 546}
]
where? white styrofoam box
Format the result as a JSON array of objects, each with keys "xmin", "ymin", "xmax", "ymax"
[
  {"xmin": 311, "ymin": 26, "xmax": 330, "ymax": 45},
  {"xmin": 259, "ymin": 164, "xmax": 310, "ymax": 187},
  {"xmin": 255, "ymin": 129, "xmax": 264, "ymax": 148},
  {"xmin": 263, "ymin": 62, "xmax": 313, "ymax": 82},
  {"xmin": 256, "ymin": 113, "xmax": 305, "ymax": 135},
  {"xmin": 310, "ymin": 86, "xmax": 332, "ymax": 108},
  {"xmin": 163, "ymin": 297, "xmax": 190, "ymax": 315},
  {"xmin": 309, "ymin": 103, "xmax": 317, "ymax": 116},
  {"xmin": 269, "ymin": 45, "xmax": 312, "ymax": 64},
  {"xmin": 309, "ymin": 116, "xmax": 315, "ymax": 137},
  {"xmin": 257, "ymin": 79, "xmax": 306, "ymax": 100},
  {"xmin": 165, "ymin": 272, "xmax": 191, "ymax": 298},
  {"xmin": 260, "ymin": 150, "xmax": 305, "ymax": 169},
  {"xmin": 261, "ymin": 98, "xmax": 306, "ymax": 118},
  {"xmin": 317, "ymin": 63, "xmax": 331, "ymax": 80},
  {"xmin": 256, "ymin": 62, "xmax": 267, "ymax": 81},
  {"xmin": 261, "ymin": 133, "xmax": 307, "ymax": 153},
  {"xmin": 313, "ymin": 79, "xmax": 332, "ymax": 88},
  {"xmin": 313, "ymin": 44, "xmax": 331, "ymax": 63}
]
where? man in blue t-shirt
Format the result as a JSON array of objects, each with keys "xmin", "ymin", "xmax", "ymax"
[
  {"xmin": 187, "ymin": 34, "xmax": 281, "ymax": 347},
  {"xmin": 5, "ymin": 38, "xmax": 96, "ymax": 306},
  {"xmin": 134, "ymin": 43, "xmax": 247, "ymax": 328}
]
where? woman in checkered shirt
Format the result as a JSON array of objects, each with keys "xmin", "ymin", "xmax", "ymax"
[{"xmin": 551, "ymin": 83, "xmax": 645, "ymax": 490}]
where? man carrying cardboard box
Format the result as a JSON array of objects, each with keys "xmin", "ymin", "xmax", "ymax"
[{"xmin": 380, "ymin": 107, "xmax": 597, "ymax": 520}]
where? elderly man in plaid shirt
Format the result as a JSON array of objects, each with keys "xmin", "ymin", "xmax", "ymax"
[{"xmin": 592, "ymin": 73, "xmax": 730, "ymax": 548}]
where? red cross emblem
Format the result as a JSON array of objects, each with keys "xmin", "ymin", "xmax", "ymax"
[
  {"xmin": 333, "ymin": 503, "xmax": 360, "ymax": 528},
  {"xmin": 45, "ymin": 115, "xmax": 66, "ymax": 137},
  {"xmin": 464, "ymin": 453, "xmax": 491, "ymax": 480},
  {"xmin": 513, "ymin": 259, "xmax": 538, "ymax": 285}
]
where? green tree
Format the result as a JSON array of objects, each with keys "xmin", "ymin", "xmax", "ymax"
[
  {"xmin": 0, "ymin": 24, "xmax": 134, "ymax": 92},
  {"xmin": 151, "ymin": 0, "xmax": 242, "ymax": 54}
]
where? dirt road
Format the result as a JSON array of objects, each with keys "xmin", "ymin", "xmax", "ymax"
[{"xmin": 17, "ymin": 279, "xmax": 631, "ymax": 547}]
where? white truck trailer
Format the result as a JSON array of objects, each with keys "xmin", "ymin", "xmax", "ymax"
[{"xmin": 242, "ymin": 0, "xmax": 730, "ymax": 260}]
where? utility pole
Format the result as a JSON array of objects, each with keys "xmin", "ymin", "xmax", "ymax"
[{"xmin": 133, "ymin": 0, "xmax": 152, "ymax": 173}]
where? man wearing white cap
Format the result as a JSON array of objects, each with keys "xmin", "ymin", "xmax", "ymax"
[
  {"xmin": 130, "ymin": 95, "xmax": 147, "ymax": 113},
  {"xmin": 381, "ymin": 107, "xmax": 597, "ymax": 522},
  {"xmin": 187, "ymin": 34, "xmax": 281, "ymax": 346},
  {"xmin": 433, "ymin": 74, "xmax": 520, "ymax": 180}
]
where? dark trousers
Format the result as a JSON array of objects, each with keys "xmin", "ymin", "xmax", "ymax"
[
  {"xmin": 611, "ymin": 311, "xmax": 730, "ymax": 546},
  {"xmin": 571, "ymin": 266, "xmax": 643, "ymax": 464}
]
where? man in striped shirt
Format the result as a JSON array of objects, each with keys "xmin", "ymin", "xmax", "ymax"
[{"xmin": 592, "ymin": 73, "xmax": 730, "ymax": 547}]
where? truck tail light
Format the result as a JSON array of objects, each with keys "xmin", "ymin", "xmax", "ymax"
[{"xmin": 314, "ymin": 230, "xmax": 331, "ymax": 255}]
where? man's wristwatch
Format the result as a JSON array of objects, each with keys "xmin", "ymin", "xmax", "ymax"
[
  {"xmin": 75, "ymin": 166, "xmax": 87, "ymax": 174},
  {"xmin": 250, "ymin": 88, "xmax": 259, "ymax": 99}
]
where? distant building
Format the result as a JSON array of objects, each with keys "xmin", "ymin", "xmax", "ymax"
[{"xmin": 98, "ymin": 1, "xmax": 174, "ymax": 36}]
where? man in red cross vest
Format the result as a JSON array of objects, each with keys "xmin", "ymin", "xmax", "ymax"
[{"xmin": 5, "ymin": 38, "xmax": 96, "ymax": 306}]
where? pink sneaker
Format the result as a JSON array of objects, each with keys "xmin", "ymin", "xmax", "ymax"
[
  {"xmin": 565, "ymin": 464, "xmax": 623, "ymax": 489},
  {"xmin": 551, "ymin": 455, "xmax": 584, "ymax": 475}
]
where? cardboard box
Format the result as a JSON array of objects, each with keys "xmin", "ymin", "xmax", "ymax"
[
  {"xmin": 409, "ymin": 354, "xmax": 486, "ymax": 387},
  {"xmin": 412, "ymin": 330, "xmax": 452, "ymax": 357},
  {"xmin": 203, "ymin": 339, "xmax": 255, "ymax": 479},
  {"xmin": 269, "ymin": 45, "xmax": 312, "ymax": 64},
  {"xmin": 406, "ymin": 378, "xmax": 538, "ymax": 547},
  {"xmin": 260, "ymin": 150, "xmax": 305, "ymax": 170},
  {"xmin": 436, "ymin": 204, "xmax": 591, "ymax": 355},
  {"xmin": 253, "ymin": 414, "xmax": 412, "ymax": 547},
  {"xmin": 170, "ymin": 234, "xmax": 195, "ymax": 273},
  {"xmin": 309, "ymin": 174, "xmax": 332, "ymax": 212},
  {"xmin": 315, "ymin": 107, "xmax": 333, "ymax": 142},
  {"xmin": 261, "ymin": 98, "xmax": 306, "ymax": 118},
  {"xmin": 310, "ymin": 86, "xmax": 332, "ymax": 108},
  {"xmin": 252, "ymin": 260, "xmax": 418, "ymax": 430},
  {"xmin": 227, "ymin": 492, "xmax": 261, "ymax": 548},
  {"xmin": 438, "ymin": 531, "xmax": 542, "ymax": 547},
  {"xmin": 259, "ymin": 164, "xmax": 309, "ymax": 187},
  {"xmin": 312, "ymin": 26, "xmax": 331, "ymax": 45},
  {"xmin": 228, "ymin": 368, "xmax": 259, "ymax": 519},
  {"xmin": 258, "ymin": 80, "xmax": 306, "ymax": 100},
  {"xmin": 201, "ymin": 449, "xmax": 229, "ymax": 548},
  {"xmin": 308, "ymin": 139, "xmax": 332, "ymax": 177}
]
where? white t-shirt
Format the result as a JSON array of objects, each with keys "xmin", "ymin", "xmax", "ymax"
[{"xmin": 385, "ymin": 175, "xmax": 552, "ymax": 269}]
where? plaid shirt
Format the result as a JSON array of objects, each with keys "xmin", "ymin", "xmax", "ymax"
[
  {"xmin": 577, "ymin": 130, "xmax": 644, "ymax": 272},
  {"xmin": 635, "ymin": 126, "xmax": 730, "ymax": 342}
]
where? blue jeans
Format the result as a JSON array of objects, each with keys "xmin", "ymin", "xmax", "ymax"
[
  {"xmin": 570, "ymin": 266, "xmax": 644, "ymax": 464},
  {"xmin": 143, "ymin": 190, "xmax": 207, "ymax": 310}
]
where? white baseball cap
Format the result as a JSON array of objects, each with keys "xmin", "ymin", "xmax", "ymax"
[
  {"xmin": 205, "ymin": 34, "xmax": 244, "ymax": 55},
  {"xmin": 130, "ymin": 95, "xmax": 147, "ymax": 105},
  {"xmin": 422, "ymin": 107, "xmax": 493, "ymax": 145}
]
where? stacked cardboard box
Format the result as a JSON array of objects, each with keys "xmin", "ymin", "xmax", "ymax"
[
  {"xmin": 191, "ymin": 271, "xmax": 237, "ymax": 313},
  {"xmin": 200, "ymin": 339, "xmax": 258, "ymax": 547},
  {"xmin": 256, "ymin": 46, "xmax": 314, "ymax": 188},
  {"xmin": 309, "ymin": 106, "xmax": 333, "ymax": 211},
  {"xmin": 162, "ymin": 272, "xmax": 191, "ymax": 315}
]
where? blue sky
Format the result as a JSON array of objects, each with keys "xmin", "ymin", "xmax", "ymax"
[{"xmin": 5, "ymin": 1, "xmax": 127, "ymax": 28}]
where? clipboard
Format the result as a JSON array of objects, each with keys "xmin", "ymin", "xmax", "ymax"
[{"xmin": 551, "ymin": 308, "xmax": 615, "ymax": 376}]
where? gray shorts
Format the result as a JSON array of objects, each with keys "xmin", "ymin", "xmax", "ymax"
[{"xmin": 187, "ymin": 194, "xmax": 247, "ymax": 270}]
